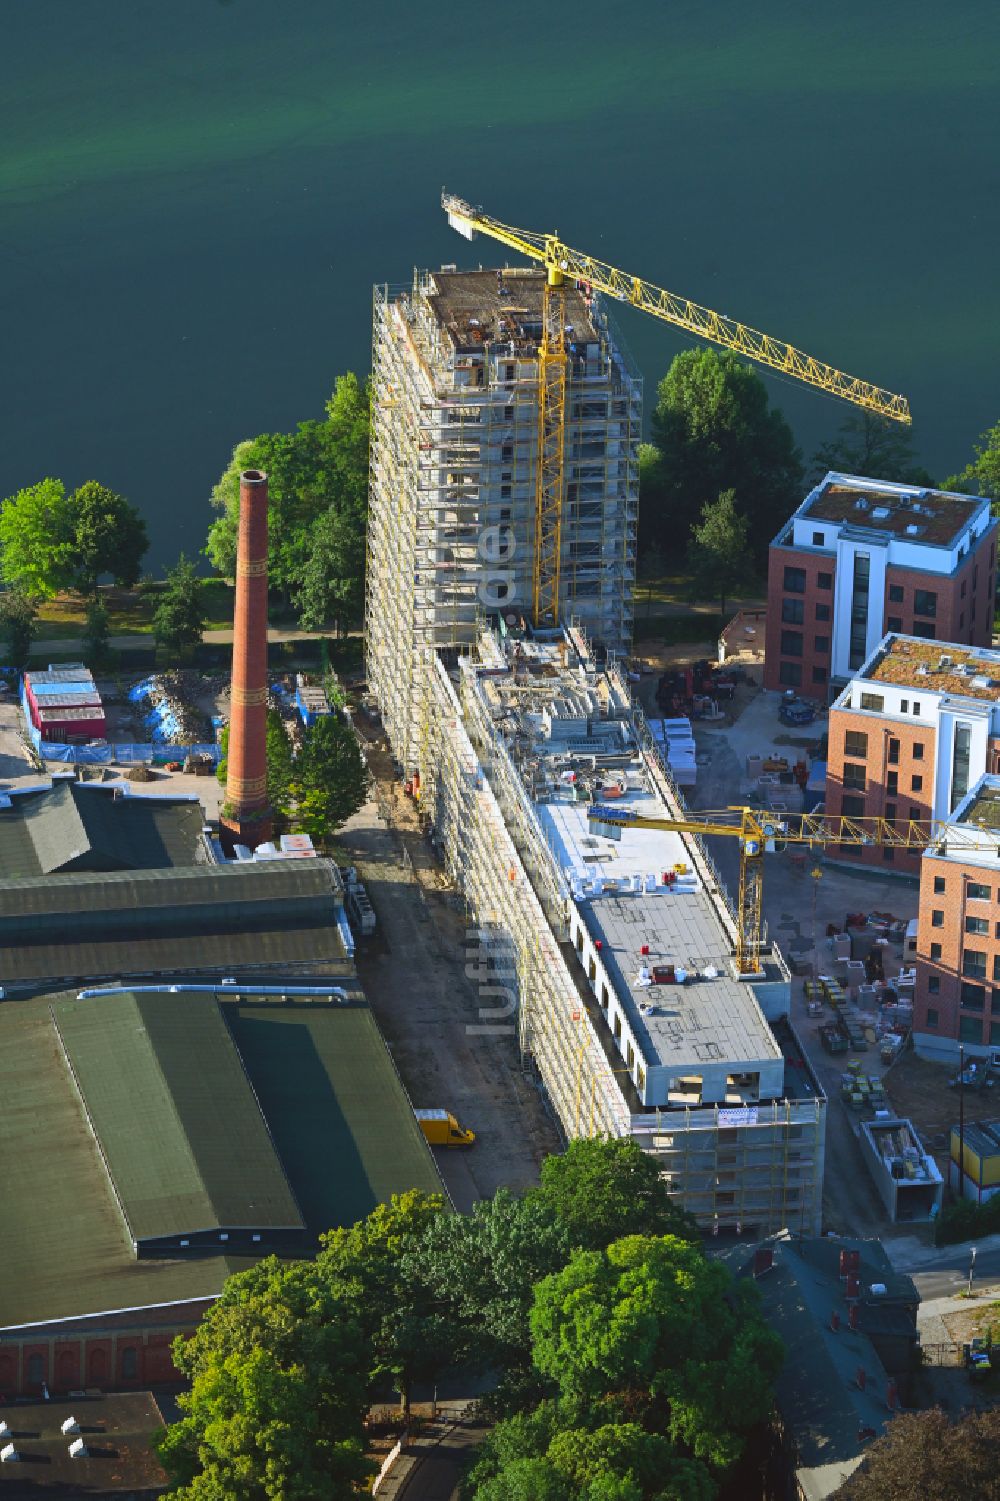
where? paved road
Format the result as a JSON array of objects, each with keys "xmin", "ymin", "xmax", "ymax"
[
  {"xmin": 903, "ymin": 1244, "xmax": 1000, "ymax": 1301},
  {"xmin": 394, "ymin": 1412, "xmax": 487, "ymax": 1501}
]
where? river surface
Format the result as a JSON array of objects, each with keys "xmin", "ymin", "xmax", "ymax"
[{"xmin": 3, "ymin": 1, "xmax": 999, "ymax": 569}]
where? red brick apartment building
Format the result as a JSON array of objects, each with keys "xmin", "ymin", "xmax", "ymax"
[
  {"xmin": 825, "ymin": 635, "xmax": 1000, "ymax": 874},
  {"xmin": 913, "ymin": 776, "xmax": 1000, "ymax": 1066},
  {"xmin": 764, "ymin": 472, "xmax": 996, "ymax": 696}
]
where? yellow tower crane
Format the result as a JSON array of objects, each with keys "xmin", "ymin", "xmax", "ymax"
[
  {"xmin": 442, "ymin": 191, "xmax": 911, "ymax": 628},
  {"xmin": 587, "ymin": 802, "xmax": 996, "ymax": 978}
]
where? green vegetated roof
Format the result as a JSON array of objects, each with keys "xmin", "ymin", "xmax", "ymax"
[
  {"xmin": 52, "ymin": 992, "xmax": 304, "ymax": 1243},
  {"xmin": 0, "ymin": 996, "xmax": 254, "ymax": 1331},
  {"xmin": 0, "ymin": 781, "xmax": 206, "ymax": 879},
  {"xmin": 0, "ymin": 860, "xmax": 349, "ymax": 985},
  {"xmin": 223, "ymin": 1002, "xmax": 445, "ymax": 1232}
]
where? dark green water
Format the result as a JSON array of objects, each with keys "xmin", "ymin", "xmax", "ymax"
[{"xmin": 4, "ymin": 1, "xmax": 999, "ymax": 568}]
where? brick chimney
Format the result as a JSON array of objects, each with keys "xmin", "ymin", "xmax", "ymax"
[{"xmin": 220, "ymin": 469, "xmax": 272, "ymax": 853}]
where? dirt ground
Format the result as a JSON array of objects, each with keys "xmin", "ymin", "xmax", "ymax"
[
  {"xmin": 340, "ymin": 717, "xmax": 562, "ymax": 1212},
  {"xmin": 885, "ymin": 1050, "xmax": 1000, "ymax": 1161}
]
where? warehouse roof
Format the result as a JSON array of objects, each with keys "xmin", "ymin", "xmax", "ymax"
[
  {"xmin": 0, "ymin": 1391, "xmax": 169, "ymax": 1495},
  {"xmin": 0, "ymin": 989, "xmax": 445, "ymax": 1331},
  {"xmin": 0, "ymin": 780, "xmax": 206, "ymax": 879},
  {"xmin": 0, "ymin": 860, "xmax": 350, "ymax": 986},
  {"xmin": 52, "ymin": 991, "xmax": 303, "ymax": 1245}
]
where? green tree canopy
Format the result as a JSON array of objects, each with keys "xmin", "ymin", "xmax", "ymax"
[
  {"xmin": 68, "ymin": 480, "xmax": 149, "ymax": 595},
  {"xmin": 83, "ymin": 597, "xmax": 112, "ymax": 670},
  {"xmin": 290, "ymin": 711, "xmax": 368, "ymax": 840},
  {"xmin": 0, "ymin": 590, "xmax": 37, "ymax": 669},
  {"xmin": 153, "ymin": 554, "xmax": 206, "ymax": 658},
  {"xmin": 811, "ymin": 410, "xmax": 934, "ymax": 487},
  {"xmin": 534, "ymin": 1137, "xmax": 698, "ymax": 1250},
  {"xmin": 945, "ymin": 417, "xmax": 1000, "ymax": 506},
  {"xmin": 837, "ymin": 1407, "xmax": 1000, "ymax": 1501},
  {"xmin": 641, "ymin": 349, "xmax": 803, "ymax": 567},
  {"xmin": 154, "ymin": 1257, "xmax": 372, "ymax": 1501},
  {"xmin": 685, "ymin": 490, "xmax": 751, "ymax": 615},
  {"xmin": 0, "ymin": 478, "xmax": 75, "ymax": 599},
  {"xmin": 206, "ymin": 374, "xmax": 369, "ymax": 624}
]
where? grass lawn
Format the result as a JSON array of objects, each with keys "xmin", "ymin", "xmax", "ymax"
[{"xmin": 32, "ymin": 579, "xmax": 237, "ymax": 640}]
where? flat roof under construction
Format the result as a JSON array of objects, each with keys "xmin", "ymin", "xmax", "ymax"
[{"xmin": 427, "ymin": 267, "xmax": 599, "ymax": 354}]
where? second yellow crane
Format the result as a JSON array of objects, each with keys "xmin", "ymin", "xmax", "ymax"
[{"xmin": 443, "ymin": 191, "xmax": 911, "ymax": 628}]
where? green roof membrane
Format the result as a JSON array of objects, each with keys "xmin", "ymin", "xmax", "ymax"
[{"xmin": 52, "ymin": 992, "xmax": 304, "ymax": 1244}]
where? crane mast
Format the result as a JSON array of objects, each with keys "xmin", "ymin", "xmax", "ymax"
[{"xmin": 443, "ymin": 191, "xmax": 911, "ymax": 629}]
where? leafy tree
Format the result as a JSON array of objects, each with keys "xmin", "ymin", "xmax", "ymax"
[
  {"xmin": 637, "ymin": 539, "xmax": 666, "ymax": 621},
  {"xmin": 811, "ymin": 410, "xmax": 934, "ymax": 487},
  {"xmin": 643, "ymin": 349, "xmax": 803, "ymax": 568},
  {"xmin": 945, "ymin": 417, "xmax": 1000, "ymax": 506},
  {"xmin": 473, "ymin": 1457, "xmax": 573, "ymax": 1501},
  {"xmin": 534, "ymin": 1137, "xmax": 698, "ymax": 1250},
  {"xmin": 83, "ymin": 597, "xmax": 112, "ymax": 669},
  {"xmin": 0, "ymin": 590, "xmax": 37, "ymax": 669},
  {"xmin": 837, "ymin": 1407, "xmax": 1000, "ymax": 1501},
  {"xmin": 0, "ymin": 478, "xmax": 75, "ymax": 599},
  {"xmin": 409, "ymin": 1188, "xmax": 570, "ymax": 1369},
  {"xmin": 154, "ymin": 1256, "xmax": 372, "ymax": 1500},
  {"xmin": 68, "ymin": 481, "xmax": 149, "ymax": 595},
  {"xmin": 290, "ymin": 712, "xmax": 368, "ymax": 839},
  {"xmin": 206, "ymin": 374, "xmax": 369, "ymax": 622},
  {"xmin": 318, "ymin": 1190, "xmax": 449, "ymax": 1419},
  {"xmin": 153, "ymin": 554, "xmax": 206, "ymax": 658},
  {"xmin": 685, "ymin": 490, "xmax": 751, "ymax": 615}
]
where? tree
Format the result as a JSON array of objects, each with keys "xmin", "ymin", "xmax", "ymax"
[
  {"xmin": 154, "ymin": 1257, "xmax": 372, "ymax": 1500},
  {"xmin": 643, "ymin": 349, "xmax": 803, "ymax": 568},
  {"xmin": 153, "ymin": 554, "xmax": 206, "ymax": 658},
  {"xmin": 0, "ymin": 478, "xmax": 75, "ymax": 599},
  {"xmin": 216, "ymin": 709, "xmax": 294, "ymax": 818},
  {"xmin": 68, "ymin": 481, "xmax": 149, "ymax": 595},
  {"xmin": 837, "ymin": 1407, "xmax": 1000, "ymax": 1501},
  {"xmin": 318, "ymin": 1190, "xmax": 448, "ymax": 1419},
  {"xmin": 637, "ymin": 539, "xmax": 666, "ymax": 622},
  {"xmin": 685, "ymin": 490, "xmax": 751, "ymax": 616},
  {"xmin": 83, "ymin": 597, "xmax": 112, "ymax": 669},
  {"xmin": 945, "ymin": 417, "xmax": 1000, "ymax": 506},
  {"xmin": 0, "ymin": 590, "xmax": 37, "ymax": 669},
  {"xmin": 533, "ymin": 1138, "xmax": 698, "ymax": 1250},
  {"xmin": 811, "ymin": 410, "xmax": 934, "ymax": 487},
  {"xmin": 206, "ymin": 374, "xmax": 369, "ymax": 623},
  {"xmin": 290, "ymin": 712, "xmax": 368, "ymax": 839}
]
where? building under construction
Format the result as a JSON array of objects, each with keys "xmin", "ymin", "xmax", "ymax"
[
  {"xmin": 366, "ymin": 267, "xmax": 640, "ymax": 774},
  {"xmin": 415, "ymin": 621, "xmax": 825, "ymax": 1235}
]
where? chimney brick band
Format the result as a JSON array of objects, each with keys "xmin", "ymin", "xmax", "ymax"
[{"xmin": 231, "ymin": 685, "xmax": 268, "ymax": 707}]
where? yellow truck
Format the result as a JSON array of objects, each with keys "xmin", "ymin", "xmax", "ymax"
[{"xmin": 415, "ymin": 1109, "xmax": 475, "ymax": 1148}]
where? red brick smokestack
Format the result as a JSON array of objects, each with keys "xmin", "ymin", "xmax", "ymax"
[{"xmin": 220, "ymin": 469, "xmax": 272, "ymax": 853}]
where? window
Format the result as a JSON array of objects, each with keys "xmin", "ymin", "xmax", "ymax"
[
  {"xmin": 993, "ymin": 953, "xmax": 1000, "ymax": 982},
  {"xmin": 963, "ymin": 949, "xmax": 987, "ymax": 979},
  {"xmin": 812, "ymin": 530, "xmax": 825, "ymax": 546},
  {"xmin": 781, "ymin": 630, "xmax": 803, "ymax": 656},
  {"xmin": 887, "ymin": 771, "xmax": 898, "ymax": 795},
  {"xmin": 914, "ymin": 742, "xmax": 925, "ymax": 760},
  {"xmin": 966, "ymin": 916, "xmax": 989, "ymax": 936},
  {"xmin": 934, "ymin": 875, "xmax": 946, "ymax": 893},
  {"xmin": 779, "ymin": 661, "xmax": 802, "ymax": 687},
  {"xmin": 909, "ymin": 806, "xmax": 921, "ymax": 821},
  {"xmin": 500, "ymin": 483, "xmax": 511, "ymax": 499},
  {"xmin": 860, "ymin": 693, "xmax": 885, "ymax": 712},
  {"xmin": 818, "ymin": 572, "xmax": 832, "ymax": 590},
  {"xmin": 962, "ymin": 983, "xmax": 986, "ymax": 1011},
  {"xmin": 928, "ymin": 976, "xmax": 940, "ymax": 994},
  {"xmin": 845, "ymin": 730, "xmax": 868, "ymax": 758},
  {"xmin": 636, "ymin": 1064, "xmax": 646, "ymax": 1093},
  {"xmin": 931, "ymin": 942, "xmax": 942, "ymax": 959},
  {"xmin": 883, "ymin": 846, "xmax": 895, "ymax": 863},
  {"xmin": 885, "ymin": 803, "xmax": 897, "ymax": 823},
  {"xmin": 849, "ymin": 552, "xmax": 871, "ymax": 670},
  {"xmin": 816, "ymin": 603, "xmax": 831, "ymax": 622},
  {"xmin": 901, "ymin": 700, "xmax": 909, "ymax": 714},
  {"xmin": 951, "ymin": 724, "xmax": 972, "ymax": 811},
  {"xmin": 889, "ymin": 584, "xmax": 904, "ymax": 603},
  {"xmin": 992, "ymin": 1022, "xmax": 1000, "ymax": 1046},
  {"xmin": 911, "ymin": 775, "xmax": 923, "ymax": 792},
  {"xmin": 121, "ymin": 1346, "xmax": 138, "ymax": 1381},
  {"xmin": 960, "ymin": 1015, "xmax": 983, "ymax": 1042},
  {"xmin": 782, "ymin": 598, "xmax": 804, "ymax": 624},
  {"xmin": 613, "ymin": 1012, "xmax": 622, "ymax": 1039},
  {"xmin": 914, "ymin": 589, "xmax": 937, "ymax": 618},
  {"xmin": 784, "ymin": 566, "xmax": 806, "ymax": 593},
  {"xmin": 913, "ymin": 622, "xmax": 937, "ymax": 640},
  {"xmin": 913, "ymin": 706, "xmax": 922, "ymax": 720},
  {"xmin": 926, "ymin": 1008, "xmax": 939, "ymax": 1027},
  {"xmin": 27, "ymin": 1354, "xmax": 43, "ymax": 1385},
  {"xmin": 960, "ymin": 613, "xmax": 965, "ymax": 629},
  {"xmin": 888, "ymin": 737, "xmax": 900, "ymax": 765},
  {"xmin": 962, "ymin": 579, "xmax": 968, "ymax": 598},
  {"xmin": 968, "ymin": 882, "xmax": 990, "ymax": 900},
  {"xmin": 887, "ymin": 616, "xmax": 903, "ymax": 632},
  {"xmin": 814, "ymin": 635, "xmax": 829, "ymax": 652},
  {"xmin": 812, "ymin": 666, "xmax": 828, "ymax": 684},
  {"xmin": 843, "ymin": 763, "xmax": 866, "ymax": 791},
  {"xmin": 931, "ymin": 910, "xmax": 944, "ymax": 927},
  {"xmin": 841, "ymin": 795, "xmax": 865, "ymax": 816}
]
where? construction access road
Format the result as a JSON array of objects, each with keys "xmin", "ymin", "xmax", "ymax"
[{"xmin": 340, "ymin": 722, "xmax": 561, "ymax": 1212}]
